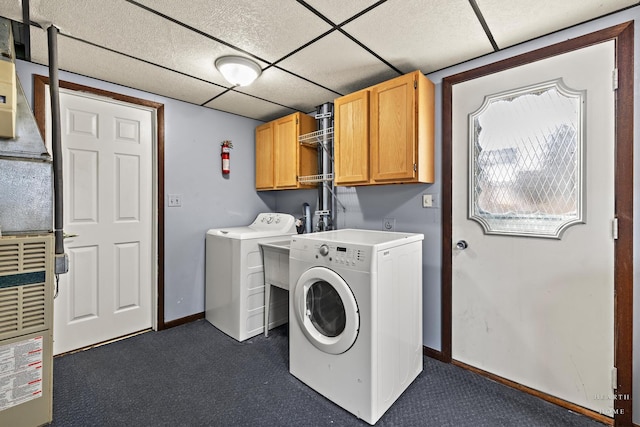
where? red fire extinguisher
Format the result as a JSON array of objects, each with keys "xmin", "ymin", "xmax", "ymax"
[{"xmin": 221, "ymin": 140, "xmax": 233, "ymax": 174}]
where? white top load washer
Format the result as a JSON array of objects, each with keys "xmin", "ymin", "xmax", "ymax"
[
  {"xmin": 289, "ymin": 229, "xmax": 424, "ymax": 425},
  {"xmin": 205, "ymin": 213, "xmax": 295, "ymax": 341}
]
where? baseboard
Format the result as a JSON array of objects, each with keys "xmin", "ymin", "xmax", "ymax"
[
  {"xmin": 160, "ymin": 312, "xmax": 205, "ymax": 330},
  {"xmin": 452, "ymin": 359, "xmax": 614, "ymax": 426},
  {"xmin": 423, "ymin": 346, "xmax": 448, "ymax": 362}
]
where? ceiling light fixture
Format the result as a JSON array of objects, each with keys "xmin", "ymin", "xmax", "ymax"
[{"xmin": 215, "ymin": 56, "xmax": 262, "ymax": 87}]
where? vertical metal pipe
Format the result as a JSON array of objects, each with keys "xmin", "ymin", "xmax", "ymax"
[
  {"xmin": 21, "ymin": 0, "xmax": 30, "ymax": 61},
  {"xmin": 315, "ymin": 102, "xmax": 334, "ymax": 231},
  {"xmin": 48, "ymin": 25, "xmax": 64, "ymax": 255}
]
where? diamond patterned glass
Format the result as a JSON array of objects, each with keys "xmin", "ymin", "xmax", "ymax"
[{"xmin": 469, "ymin": 79, "xmax": 585, "ymax": 238}]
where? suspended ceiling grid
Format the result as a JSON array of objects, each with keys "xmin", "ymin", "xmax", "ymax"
[{"xmin": 0, "ymin": 0, "xmax": 637, "ymax": 121}]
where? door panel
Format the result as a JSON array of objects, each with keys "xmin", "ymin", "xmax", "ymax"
[
  {"xmin": 371, "ymin": 73, "xmax": 415, "ymax": 181},
  {"xmin": 334, "ymin": 89, "xmax": 369, "ymax": 185},
  {"xmin": 47, "ymin": 90, "xmax": 153, "ymax": 355},
  {"xmin": 452, "ymin": 41, "xmax": 615, "ymax": 413},
  {"xmin": 274, "ymin": 115, "xmax": 297, "ymax": 188}
]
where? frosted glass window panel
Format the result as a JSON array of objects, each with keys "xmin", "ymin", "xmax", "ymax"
[{"xmin": 469, "ymin": 79, "xmax": 585, "ymax": 238}]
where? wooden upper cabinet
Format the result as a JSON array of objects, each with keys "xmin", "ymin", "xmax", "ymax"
[
  {"xmin": 334, "ymin": 89, "xmax": 369, "ymax": 186},
  {"xmin": 255, "ymin": 122, "xmax": 274, "ymax": 190},
  {"xmin": 371, "ymin": 72, "xmax": 418, "ymax": 182},
  {"xmin": 334, "ymin": 70, "xmax": 434, "ymax": 186},
  {"xmin": 274, "ymin": 114, "xmax": 298, "ymax": 188},
  {"xmin": 256, "ymin": 112, "xmax": 316, "ymax": 191}
]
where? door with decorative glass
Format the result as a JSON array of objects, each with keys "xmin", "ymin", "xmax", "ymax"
[{"xmin": 452, "ymin": 40, "xmax": 615, "ymax": 415}]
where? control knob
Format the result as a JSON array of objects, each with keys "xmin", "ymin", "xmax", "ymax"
[{"xmin": 318, "ymin": 244, "xmax": 329, "ymax": 256}]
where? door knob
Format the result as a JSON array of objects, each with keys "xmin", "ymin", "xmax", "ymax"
[{"xmin": 456, "ymin": 240, "xmax": 468, "ymax": 250}]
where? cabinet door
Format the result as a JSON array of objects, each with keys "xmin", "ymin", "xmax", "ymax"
[
  {"xmin": 334, "ymin": 90, "xmax": 369, "ymax": 185},
  {"xmin": 255, "ymin": 122, "xmax": 274, "ymax": 190},
  {"xmin": 274, "ymin": 114, "xmax": 299, "ymax": 188},
  {"xmin": 370, "ymin": 72, "xmax": 416, "ymax": 182}
]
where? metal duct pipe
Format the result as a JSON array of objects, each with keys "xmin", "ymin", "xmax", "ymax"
[{"xmin": 47, "ymin": 25, "xmax": 67, "ymax": 274}]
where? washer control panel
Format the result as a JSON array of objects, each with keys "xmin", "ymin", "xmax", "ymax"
[
  {"xmin": 314, "ymin": 243, "xmax": 367, "ymax": 269},
  {"xmin": 250, "ymin": 213, "xmax": 295, "ymax": 231}
]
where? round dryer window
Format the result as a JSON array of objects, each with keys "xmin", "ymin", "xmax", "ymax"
[{"xmin": 293, "ymin": 267, "xmax": 359, "ymax": 355}]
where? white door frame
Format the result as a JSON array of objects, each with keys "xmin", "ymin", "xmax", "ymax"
[
  {"xmin": 34, "ymin": 75, "xmax": 166, "ymax": 333},
  {"xmin": 440, "ymin": 22, "xmax": 633, "ymax": 426}
]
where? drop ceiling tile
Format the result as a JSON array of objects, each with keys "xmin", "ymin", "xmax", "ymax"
[
  {"xmin": 29, "ymin": 28, "xmax": 225, "ymax": 106},
  {"xmin": 235, "ymin": 66, "xmax": 339, "ymax": 113},
  {"xmin": 20, "ymin": 0, "xmax": 266, "ymax": 87},
  {"xmin": 205, "ymin": 91, "xmax": 297, "ymax": 122},
  {"xmin": 303, "ymin": 0, "xmax": 383, "ymax": 25},
  {"xmin": 277, "ymin": 31, "xmax": 399, "ymax": 95},
  {"xmin": 343, "ymin": 0, "xmax": 494, "ymax": 73},
  {"xmin": 477, "ymin": 0, "xmax": 639, "ymax": 48},
  {"xmin": 134, "ymin": 0, "xmax": 332, "ymax": 63},
  {"xmin": 0, "ymin": 1, "xmax": 22, "ymax": 20}
]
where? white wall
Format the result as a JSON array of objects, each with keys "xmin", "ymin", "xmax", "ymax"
[{"xmin": 15, "ymin": 60, "xmax": 277, "ymax": 322}]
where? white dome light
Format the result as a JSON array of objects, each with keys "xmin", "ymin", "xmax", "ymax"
[{"xmin": 215, "ymin": 56, "xmax": 262, "ymax": 87}]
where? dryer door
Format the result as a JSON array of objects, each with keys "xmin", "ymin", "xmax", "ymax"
[{"xmin": 293, "ymin": 267, "xmax": 359, "ymax": 355}]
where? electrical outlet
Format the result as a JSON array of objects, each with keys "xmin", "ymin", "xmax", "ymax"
[
  {"xmin": 168, "ymin": 194, "xmax": 182, "ymax": 207},
  {"xmin": 383, "ymin": 218, "xmax": 395, "ymax": 232}
]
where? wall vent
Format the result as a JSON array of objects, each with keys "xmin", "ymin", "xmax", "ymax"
[{"xmin": 0, "ymin": 235, "xmax": 53, "ymax": 341}]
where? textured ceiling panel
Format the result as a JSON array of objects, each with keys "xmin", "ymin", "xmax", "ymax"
[
  {"xmin": 28, "ymin": 28, "xmax": 225, "ymax": 106},
  {"xmin": 236, "ymin": 66, "xmax": 339, "ymax": 113},
  {"xmin": 277, "ymin": 31, "xmax": 399, "ymax": 95},
  {"xmin": 0, "ymin": 1, "xmax": 21, "ymax": 21},
  {"xmin": 205, "ymin": 90, "xmax": 297, "ymax": 122},
  {"xmin": 133, "ymin": 0, "xmax": 332, "ymax": 63},
  {"xmin": 1, "ymin": 1, "xmax": 637, "ymax": 121},
  {"xmin": 477, "ymin": 0, "xmax": 639, "ymax": 48},
  {"xmin": 343, "ymin": 0, "xmax": 494, "ymax": 73},
  {"xmin": 21, "ymin": 0, "xmax": 266, "ymax": 87},
  {"xmin": 304, "ymin": 0, "xmax": 383, "ymax": 25}
]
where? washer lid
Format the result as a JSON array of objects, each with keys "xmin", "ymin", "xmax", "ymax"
[
  {"xmin": 207, "ymin": 227, "xmax": 294, "ymax": 239},
  {"xmin": 206, "ymin": 213, "xmax": 296, "ymax": 239},
  {"xmin": 293, "ymin": 266, "xmax": 359, "ymax": 355}
]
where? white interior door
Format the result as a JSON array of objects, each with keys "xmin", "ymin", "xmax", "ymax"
[
  {"xmin": 46, "ymin": 89, "xmax": 154, "ymax": 355},
  {"xmin": 452, "ymin": 41, "xmax": 615, "ymax": 414}
]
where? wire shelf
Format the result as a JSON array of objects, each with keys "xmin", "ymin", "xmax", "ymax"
[
  {"xmin": 298, "ymin": 127, "xmax": 334, "ymax": 146},
  {"xmin": 298, "ymin": 173, "xmax": 334, "ymax": 183}
]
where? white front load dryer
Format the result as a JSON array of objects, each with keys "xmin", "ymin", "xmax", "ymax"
[{"xmin": 289, "ymin": 229, "xmax": 424, "ymax": 425}]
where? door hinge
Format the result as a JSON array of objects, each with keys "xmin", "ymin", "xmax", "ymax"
[
  {"xmin": 612, "ymin": 217, "xmax": 619, "ymax": 240},
  {"xmin": 296, "ymin": 117, "xmax": 299, "ymax": 124},
  {"xmin": 612, "ymin": 68, "xmax": 619, "ymax": 91},
  {"xmin": 612, "ymin": 367, "xmax": 618, "ymax": 390},
  {"xmin": 413, "ymin": 163, "xmax": 417, "ymax": 172},
  {"xmin": 414, "ymin": 80, "xmax": 417, "ymax": 89}
]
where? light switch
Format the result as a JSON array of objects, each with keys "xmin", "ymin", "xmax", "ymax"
[
  {"xmin": 422, "ymin": 194, "xmax": 433, "ymax": 208},
  {"xmin": 168, "ymin": 194, "xmax": 182, "ymax": 207}
]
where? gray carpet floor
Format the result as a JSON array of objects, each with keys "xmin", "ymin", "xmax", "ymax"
[{"xmin": 48, "ymin": 319, "xmax": 606, "ymax": 426}]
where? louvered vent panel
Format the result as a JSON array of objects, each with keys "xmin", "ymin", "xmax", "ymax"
[
  {"xmin": 0, "ymin": 287, "xmax": 20, "ymax": 334},
  {"xmin": 23, "ymin": 241, "xmax": 48, "ymax": 271},
  {"xmin": 0, "ymin": 235, "xmax": 53, "ymax": 341},
  {"xmin": 0, "ymin": 243, "xmax": 20, "ymax": 274},
  {"xmin": 21, "ymin": 283, "xmax": 47, "ymax": 329}
]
